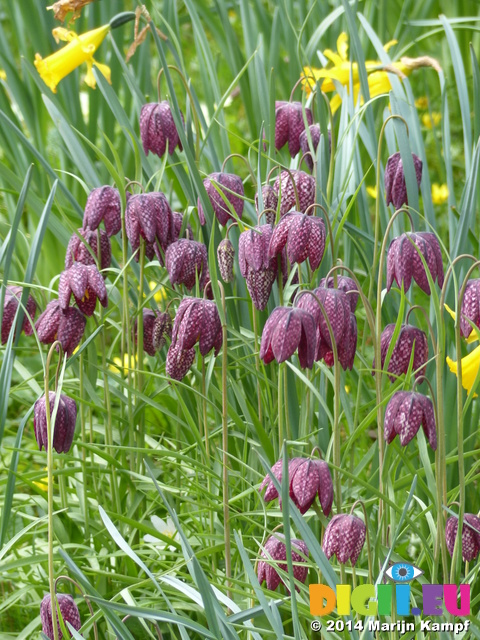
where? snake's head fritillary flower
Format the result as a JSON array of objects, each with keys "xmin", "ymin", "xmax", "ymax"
[
  {"xmin": 269, "ymin": 213, "xmax": 326, "ymax": 272},
  {"xmin": 323, "ymin": 514, "xmax": 366, "ymax": 566},
  {"xmin": 152, "ymin": 311, "xmax": 173, "ymax": 351},
  {"xmin": 384, "ymin": 151, "xmax": 423, "ymax": 210},
  {"xmin": 35, "ymin": 301, "xmax": 86, "ymax": 356},
  {"xmin": 386, "ymin": 232, "xmax": 443, "ymax": 294},
  {"xmin": 299, "ymin": 125, "xmax": 332, "ymax": 172},
  {"xmin": 197, "ymin": 172, "xmax": 244, "ymax": 226},
  {"xmin": 34, "ymin": 24, "xmax": 111, "ymax": 93},
  {"xmin": 374, "ymin": 324, "xmax": 428, "ymax": 382},
  {"xmin": 165, "ymin": 343, "xmax": 196, "ymax": 381},
  {"xmin": 257, "ymin": 534, "xmax": 309, "ymax": 592},
  {"xmin": 65, "ymin": 227, "xmax": 111, "ymax": 271},
  {"xmin": 170, "ymin": 211, "xmax": 193, "ymax": 244},
  {"xmin": 255, "ymin": 185, "xmax": 279, "ymax": 225},
  {"xmin": 459, "ymin": 279, "xmax": 480, "ymax": 339},
  {"xmin": 58, "ymin": 263, "xmax": 108, "ymax": 316},
  {"xmin": 165, "ymin": 239, "xmax": 209, "ymax": 291},
  {"xmin": 217, "ymin": 238, "xmax": 235, "ymax": 283},
  {"xmin": 275, "ymin": 100, "xmax": 313, "ymax": 157},
  {"xmin": 239, "ymin": 224, "xmax": 280, "ymax": 311},
  {"xmin": 1, "ymin": 286, "xmax": 36, "ymax": 344},
  {"xmin": 40, "ymin": 593, "xmax": 81, "ymax": 640},
  {"xmin": 171, "ymin": 297, "xmax": 222, "ymax": 356},
  {"xmin": 273, "ymin": 170, "xmax": 316, "ymax": 216},
  {"xmin": 34, "ymin": 391, "xmax": 77, "ymax": 454},
  {"xmin": 261, "ymin": 457, "xmax": 333, "ymax": 516},
  {"xmin": 320, "ymin": 276, "xmax": 359, "ymax": 312},
  {"xmin": 83, "ymin": 186, "xmax": 121, "ymax": 237},
  {"xmin": 134, "ymin": 308, "xmax": 160, "ymax": 357},
  {"xmin": 260, "ymin": 307, "xmax": 317, "ymax": 369},
  {"xmin": 445, "ymin": 514, "xmax": 480, "ymax": 562},
  {"xmin": 140, "ymin": 101, "xmax": 184, "ymax": 158},
  {"xmin": 384, "ymin": 390, "xmax": 437, "ymax": 449},
  {"xmin": 125, "ymin": 192, "xmax": 174, "ymax": 262}
]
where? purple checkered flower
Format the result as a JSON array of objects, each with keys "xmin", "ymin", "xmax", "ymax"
[
  {"xmin": 273, "ymin": 170, "xmax": 316, "ymax": 216},
  {"xmin": 384, "ymin": 391, "xmax": 437, "ymax": 449},
  {"xmin": 275, "ymin": 100, "xmax": 313, "ymax": 157},
  {"xmin": 65, "ymin": 227, "xmax": 111, "ymax": 271},
  {"xmin": 197, "ymin": 172, "xmax": 244, "ymax": 226},
  {"xmin": 34, "ymin": 391, "xmax": 77, "ymax": 454},
  {"xmin": 320, "ymin": 276, "xmax": 359, "ymax": 312},
  {"xmin": 261, "ymin": 457, "xmax": 333, "ymax": 516},
  {"xmin": 165, "ymin": 343, "xmax": 196, "ymax": 381},
  {"xmin": 257, "ymin": 534, "xmax": 309, "ymax": 592},
  {"xmin": 299, "ymin": 125, "xmax": 332, "ymax": 172},
  {"xmin": 385, "ymin": 151, "xmax": 422, "ymax": 210},
  {"xmin": 255, "ymin": 185, "xmax": 279, "ymax": 225},
  {"xmin": 83, "ymin": 186, "xmax": 121, "ymax": 237},
  {"xmin": 323, "ymin": 514, "xmax": 366, "ymax": 566},
  {"xmin": 140, "ymin": 101, "xmax": 184, "ymax": 158},
  {"xmin": 1, "ymin": 286, "xmax": 36, "ymax": 344},
  {"xmin": 260, "ymin": 307, "xmax": 317, "ymax": 369},
  {"xmin": 171, "ymin": 211, "xmax": 193, "ymax": 243},
  {"xmin": 445, "ymin": 514, "xmax": 480, "ymax": 562},
  {"xmin": 269, "ymin": 213, "xmax": 326, "ymax": 271},
  {"xmin": 239, "ymin": 224, "xmax": 281, "ymax": 311},
  {"xmin": 40, "ymin": 593, "xmax": 81, "ymax": 640},
  {"xmin": 35, "ymin": 302, "xmax": 86, "ymax": 357},
  {"xmin": 152, "ymin": 311, "xmax": 173, "ymax": 351},
  {"xmin": 165, "ymin": 239, "xmax": 209, "ymax": 291},
  {"xmin": 459, "ymin": 279, "xmax": 480, "ymax": 339},
  {"xmin": 217, "ymin": 238, "xmax": 235, "ymax": 283},
  {"xmin": 373, "ymin": 324, "xmax": 428, "ymax": 382},
  {"xmin": 125, "ymin": 192, "xmax": 174, "ymax": 262},
  {"xmin": 135, "ymin": 309, "xmax": 160, "ymax": 357},
  {"xmin": 386, "ymin": 232, "xmax": 443, "ymax": 294},
  {"xmin": 58, "ymin": 263, "xmax": 108, "ymax": 316}
]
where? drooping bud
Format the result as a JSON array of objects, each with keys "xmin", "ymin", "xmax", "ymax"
[
  {"xmin": 83, "ymin": 186, "xmax": 121, "ymax": 237},
  {"xmin": 257, "ymin": 534, "xmax": 309, "ymax": 591},
  {"xmin": 140, "ymin": 101, "xmax": 184, "ymax": 158},
  {"xmin": 217, "ymin": 238, "xmax": 235, "ymax": 283},
  {"xmin": 386, "ymin": 232, "xmax": 443, "ymax": 294},
  {"xmin": 384, "ymin": 151, "xmax": 422, "ymax": 210},
  {"xmin": 323, "ymin": 514, "xmax": 366, "ymax": 566},
  {"xmin": 273, "ymin": 170, "xmax": 316, "ymax": 216},
  {"xmin": 384, "ymin": 390, "xmax": 437, "ymax": 449},
  {"xmin": 152, "ymin": 311, "xmax": 173, "ymax": 351},
  {"xmin": 35, "ymin": 302, "xmax": 86, "ymax": 357},
  {"xmin": 275, "ymin": 100, "xmax": 313, "ymax": 157},
  {"xmin": 373, "ymin": 324, "xmax": 428, "ymax": 382},
  {"xmin": 1, "ymin": 285, "xmax": 36, "ymax": 344},
  {"xmin": 40, "ymin": 593, "xmax": 81, "ymax": 640},
  {"xmin": 445, "ymin": 514, "xmax": 480, "ymax": 562},
  {"xmin": 65, "ymin": 227, "xmax": 111, "ymax": 271},
  {"xmin": 33, "ymin": 391, "xmax": 77, "ymax": 453},
  {"xmin": 197, "ymin": 172, "xmax": 244, "ymax": 226}
]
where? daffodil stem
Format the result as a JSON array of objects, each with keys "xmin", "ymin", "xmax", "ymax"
[
  {"xmin": 136, "ymin": 239, "xmax": 146, "ymax": 473},
  {"xmin": 220, "ymin": 284, "xmax": 231, "ymax": 597}
]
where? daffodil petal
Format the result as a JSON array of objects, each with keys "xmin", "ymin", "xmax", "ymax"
[
  {"xmin": 383, "ymin": 39, "xmax": 398, "ymax": 52},
  {"xmin": 92, "ymin": 60, "xmax": 111, "ymax": 85},
  {"xmin": 337, "ymin": 32, "xmax": 349, "ymax": 61}
]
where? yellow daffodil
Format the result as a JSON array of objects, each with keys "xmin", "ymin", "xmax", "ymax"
[
  {"xmin": 431, "ymin": 183, "xmax": 449, "ymax": 205},
  {"xmin": 0, "ymin": 70, "xmax": 6, "ymax": 81},
  {"xmin": 33, "ymin": 467, "xmax": 50, "ymax": 492},
  {"xmin": 109, "ymin": 353, "xmax": 138, "ymax": 376},
  {"xmin": 366, "ymin": 185, "xmax": 377, "ymax": 199},
  {"xmin": 422, "ymin": 111, "xmax": 441, "ymax": 129},
  {"xmin": 414, "ymin": 96, "xmax": 429, "ymax": 110},
  {"xmin": 148, "ymin": 281, "xmax": 167, "ymax": 304},
  {"xmin": 446, "ymin": 346, "xmax": 480, "ymax": 395},
  {"xmin": 34, "ymin": 24, "xmax": 111, "ymax": 93},
  {"xmin": 445, "ymin": 304, "xmax": 479, "ymax": 344},
  {"xmin": 302, "ymin": 33, "xmax": 440, "ymax": 114}
]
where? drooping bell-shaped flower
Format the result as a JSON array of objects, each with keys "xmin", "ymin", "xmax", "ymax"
[
  {"xmin": 459, "ymin": 279, "xmax": 480, "ymax": 340},
  {"xmin": 171, "ymin": 211, "xmax": 193, "ymax": 243},
  {"xmin": 269, "ymin": 212, "xmax": 326, "ymax": 271},
  {"xmin": 40, "ymin": 593, "xmax": 81, "ymax": 640},
  {"xmin": 83, "ymin": 186, "xmax": 121, "ymax": 237},
  {"xmin": 34, "ymin": 391, "xmax": 77, "ymax": 453},
  {"xmin": 58, "ymin": 263, "xmax": 108, "ymax": 316},
  {"xmin": 275, "ymin": 100, "xmax": 313, "ymax": 157},
  {"xmin": 445, "ymin": 513, "xmax": 480, "ymax": 562},
  {"xmin": 260, "ymin": 307, "xmax": 317, "ymax": 369},
  {"xmin": 217, "ymin": 238, "xmax": 235, "ymax": 283},
  {"xmin": 323, "ymin": 514, "xmax": 366, "ymax": 566},
  {"xmin": 273, "ymin": 170, "xmax": 316, "ymax": 216},
  {"xmin": 320, "ymin": 276, "xmax": 359, "ymax": 312},
  {"xmin": 165, "ymin": 343, "xmax": 196, "ymax": 381},
  {"xmin": 239, "ymin": 224, "xmax": 281, "ymax": 311},
  {"xmin": 1, "ymin": 285, "xmax": 36, "ymax": 344},
  {"xmin": 373, "ymin": 323, "xmax": 428, "ymax": 382},
  {"xmin": 255, "ymin": 185, "xmax": 278, "ymax": 225},
  {"xmin": 261, "ymin": 457, "xmax": 333, "ymax": 516},
  {"xmin": 197, "ymin": 172, "xmax": 244, "ymax": 226},
  {"xmin": 65, "ymin": 227, "xmax": 111, "ymax": 271},
  {"xmin": 140, "ymin": 101, "xmax": 184, "ymax": 158},
  {"xmin": 125, "ymin": 192, "xmax": 174, "ymax": 262},
  {"xmin": 35, "ymin": 301, "xmax": 86, "ymax": 357},
  {"xmin": 385, "ymin": 151, "xmax": 422, "ymax": 210},
  {"xmin": 257, "ymin": 534, "xmax": 309, "ymax": 591},
  {"xmin": 384, "ymin": 390, "xmax": 437, "ymax": 449},
  {"xmin": 134, "ymin": 308, "xmax": 160, "ymax": 357},
  {"xmin": 299, "ymin": 125, "xmax": 331, "ymax": 171},
  {"xmin": 386, "ymin": 232, "xmax": 444, "ymax": 294},
  {"xmin": 165, "ymin": 238, "xmax": 209, "ymax": 291},
  {"xmin": 152, "ymin": 311, "xmax": 173, "ymax": 351}
]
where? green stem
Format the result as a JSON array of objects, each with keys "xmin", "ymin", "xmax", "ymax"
[
  {"xmin": 278, "ymin": 363, "xmax": 284, "ymax": 456},
  {"xmin": 136, "ymin": 239, "xmax": 146, "ymax": 473},
  {"xmin": 79, "ymin": 352, "xmax": 89, "ymax": 538},
  {"xmin": 220, "ymin": 283, "xmax": 231, "ymax": 597},
  {"xmin": 252, "ymin": 308, "xmax": 262, "ymax": 423}
]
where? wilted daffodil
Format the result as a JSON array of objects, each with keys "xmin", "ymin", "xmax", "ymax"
[{"xmin": 34, "ymin": 25, "xmax": 111, "ymax": 92}]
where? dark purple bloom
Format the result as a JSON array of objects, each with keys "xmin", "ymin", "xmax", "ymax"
[
  {"xmin": 65, "ymin": 227, "xmax": 111, "ymax": 272},
  {"xmin": 1, "ymin": 285, "xmax": 36, "ymax": 344},
  {"xmin": 40, "ymin": 593, "xmax": 81, "ymax": 640},
  {"xmin": 125, "ymin": 192, "xmax": 174, "ymax": 262},
  {"xmin": 58, "ymin": 263, "xmax": 108, "ymax": 316},
  {"xmin": 320, "ymin": 276, "xmax": 359, "ymax": 312},
  {"xmin": 460, "ymin": 279, "xmax": 480, "ymax": 339},
  {"xmin": 165, "ymin": 238, "xmax": 209, "ymax": 291},
  {"xmin": 35, "ymin": 302, "xmax": 86, "ymax": 357},
  {"xmin": 255, "ymin": 185, "xmax": 279, "ymax": 225},
  {"xmin": 384, "ymin": 390, "xmax": 437, "ymax": 449},
  {"xmin": 140, "ymin": 101, "xmax": 184, "ymax": 158},
  {"xmin": 261, "ymin": 457, "xmax": 333, "ymax": 516},
  {"xmin": 275, "ymin": 100, "xmax": 313, "ymax": 157},
  {"xmin": 197, "ymin": 172, "xmax": 244, "ymax": 226},
  {"xmin": 239, "ymin": 224, "xmax": 281, "ymax": 311},
  {"xmin": 385, "ymin": 151, "xmax": 422, "ymax": 210},
  {"xmin": 299, "ymin": 124, "xmax": 331, "ymax": 171},
  {"xmin": 135, "ymin": 309, "xmax": 160, "ymax": 357},
  {"xmin": 273, "ymin": 170, "xmax": 316, "ymax": 216},
  {"xmin": 445, "ymin": 514, "xmax": 480, "ymax": 562},
  {"xmin": 171, "ymin": 297, "xmax": 222, "ymax": 356},
  {"xmin": 257, "ymin": 534, "xmax": 309, "ymax": 591},
  {"xmin": 83, "ymin": 186, "xmax": 121, "ymax": 237},
  {"xmin": 34, "ymin": 391, "xmax": 77, "ymax": 453},
  {"xmin": 260, "ymin": 307, "xmax": 317, "ymax": 369},
  {"xmin": 386, "ymin": 232, "xmax": 444, "ymax": 294},
  {"xmin": 217, "ymin": 238, "xmax": 235, "ymax": 283},
  {"xmin": 373, "ymin": 323, "xmax": 429, "ymax": 382},
  {"xmin": 269, "ymin": 212, "xmax": 326, "ymax": 271},
  {"xmin": 152, "ymin": 311, "xmax": 173, "ymax": 351},
  {"xmin": 171, "ymin": 211, "xmax": 193, "ymax": 243},
  {"xmin": 165, "ymin": 343, "xmax": 196, "ymax": 381},
  {"xmin": 323, "ymin": 514, "xmax": 366, "ymax": 566}
]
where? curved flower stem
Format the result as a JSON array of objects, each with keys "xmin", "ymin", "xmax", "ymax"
[
  {"xmin": 125, "ymin": 179, "xmax": 144, "ymax": 193},
  {"xmin": 157, "ymin": 65, "xmax": 202, "ymax": 162},
  {"xmin": 45, "ymin": 340, "xmax": 63, "ymax": 640},
  {"xmin": 222, "ymin": 153, "xmax": 257, "ymax": 187},
  {"xmin": 350, "ymin": 500, "xmax": 373, "ymax": 584},
  {"xmin": 267, "ymin": 165, "xmax": 301, "ymax": 212},
  {"xmin": 55, "ymin": 576, "xmax": 98, "ymax": 640}
]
